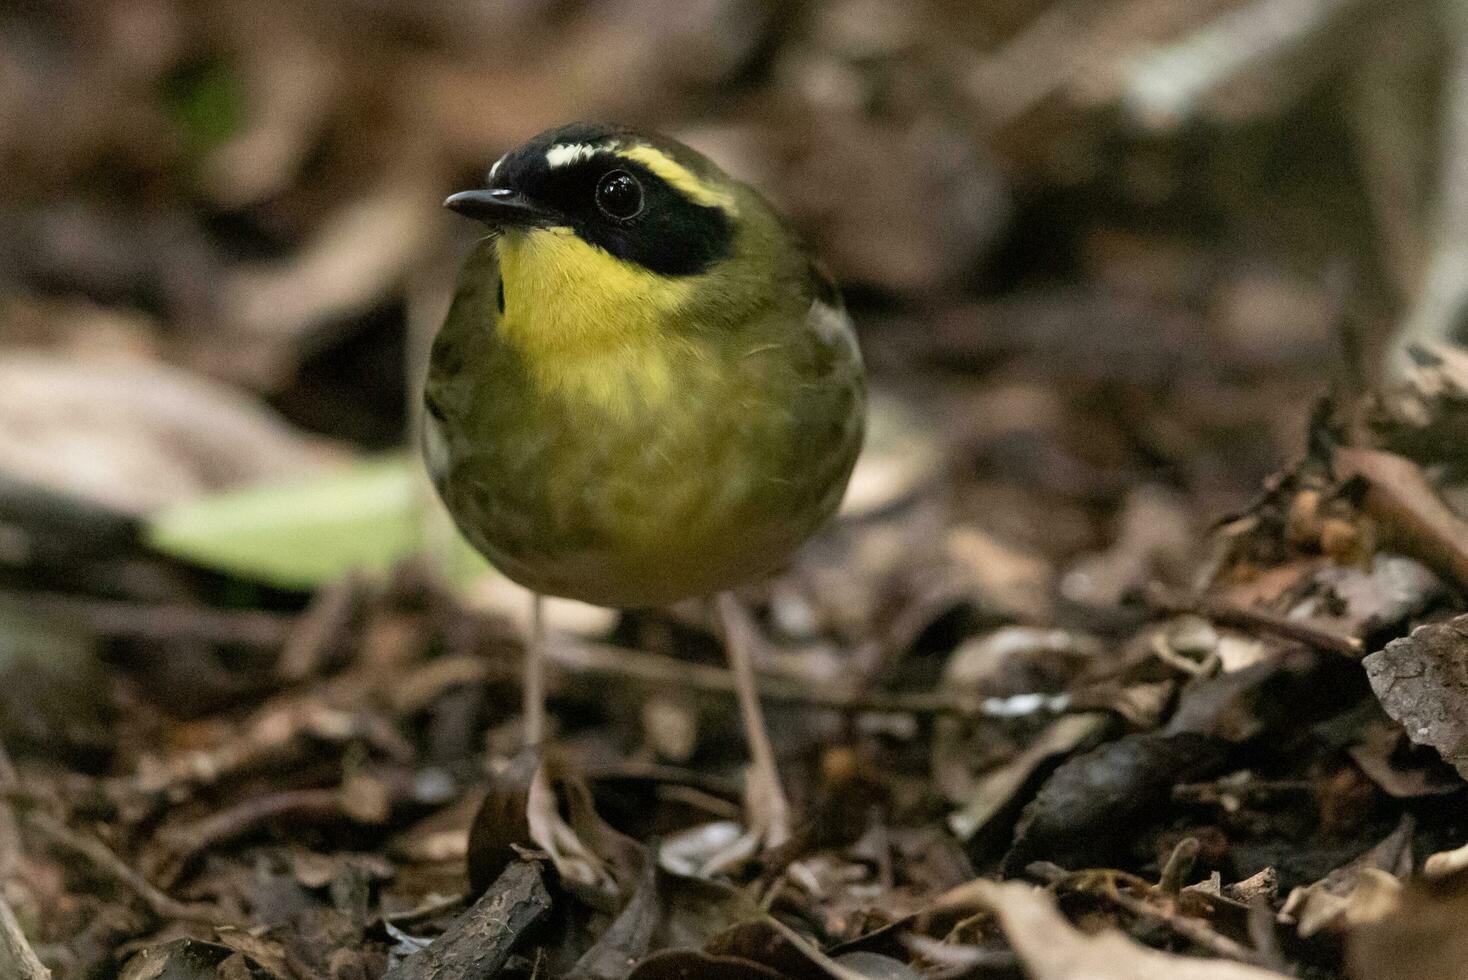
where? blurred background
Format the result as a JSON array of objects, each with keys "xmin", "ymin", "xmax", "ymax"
[
  {"xmin": 5, "ymin": 0, "xmax": 1468, "ymax": 973},
  {"xmin": 6, "ymin": 0, "xmax": 1443, "ymax": 530}
]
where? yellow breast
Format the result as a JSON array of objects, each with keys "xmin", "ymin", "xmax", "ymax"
[{"xmin": 494, "ymin": 228, "xmax": 701, "ymax": 413}]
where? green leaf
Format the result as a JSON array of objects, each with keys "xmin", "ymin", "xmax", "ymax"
[{"xmin": 146, "ymin": 456, "xmax": 488, "ymax": 590}]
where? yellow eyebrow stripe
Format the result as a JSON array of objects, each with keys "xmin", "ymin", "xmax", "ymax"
[{"xmin": 618, "ymin": 144, "xmax": 738, "ymax": 214}]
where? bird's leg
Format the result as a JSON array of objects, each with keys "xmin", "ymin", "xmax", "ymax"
[
  {"xmin": 524, "ymin": 592, "xmax": 546, "ymax": 749},
  {"xmin": 518, "ymin": 593, "xmax": 615, "ymax": 896},
  {"xmin": 715, "ymin": 592, "xmax": 792, "ymax": 849}
]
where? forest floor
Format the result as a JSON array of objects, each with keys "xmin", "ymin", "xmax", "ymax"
[{"xmin": 8, "ymin": 2, "xmax": 1468, "ymax": 978}]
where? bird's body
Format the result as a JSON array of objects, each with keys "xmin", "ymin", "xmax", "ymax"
[{"xmin": 425, "ymin": 124, "xmax": 864, "ymax": 608}]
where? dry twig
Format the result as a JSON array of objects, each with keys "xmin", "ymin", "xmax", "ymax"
[
  {"xmin": 1029, "ymin": 863, "xmax": 1275, "ymax": 968},
  {"xmin": 0, "ymin": 895, "xmax": 48, "ymax": 980},
  {"xmin": 1390, "ymin": 1, "xmax": 1468, "ymax": 375},
  {"xmin": 1143, "ymin": 584, "xmax": 1363, "ymax": 656},
  {"xmin": 0, "ymin": 592, "xmax": 293, "ymax": 647},
  {"xmin": 25, "ymin": 812, "xmax": 245, "ymax": 930},
  {"xmin": 1122, "ymin": 0, "xmax": 1370, "ymax": 128},
  {"xmin": 1336, "ymin": 446, "xmax": 1468, "ymax": 592}
]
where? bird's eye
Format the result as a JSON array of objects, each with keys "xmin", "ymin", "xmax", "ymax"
[{"xmin": 595, "ymin": 170, "xmax": 643, "ymax": 220}]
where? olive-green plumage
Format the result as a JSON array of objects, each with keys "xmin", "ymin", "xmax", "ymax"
[{"xmin": 424, "ymin": 123, "xmax": 865, "ymax": 608}]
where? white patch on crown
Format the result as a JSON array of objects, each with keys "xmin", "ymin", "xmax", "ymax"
[{"xmin": 545, "ymin": 143, "xmax": 607, "ymax": 169}]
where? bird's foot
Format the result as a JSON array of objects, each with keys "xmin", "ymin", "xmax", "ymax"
[
  {"xmin": 699, "ymin": 764, "xmax": 795, "ymax": 876},
  {"xmin": 526, "ymin": 757, "xmax": 619, "ymax": 903},
  {"xmin": 744, "ymin": 761, "xmax": 793, "ymax": 851}
]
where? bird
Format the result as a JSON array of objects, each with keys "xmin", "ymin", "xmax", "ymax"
[{"xmin": 422, "ymin": 122, "xmax": 865, "ymax": 850}]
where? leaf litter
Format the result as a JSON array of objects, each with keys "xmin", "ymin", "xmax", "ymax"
[{"xmin": 9, "ymin": 0, "xmax": 1468, "ymax": 978}]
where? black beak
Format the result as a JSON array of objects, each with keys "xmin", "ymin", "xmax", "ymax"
[{"xmin": 443, "ymin": 188, "xmax": 550, "ymax": 227}]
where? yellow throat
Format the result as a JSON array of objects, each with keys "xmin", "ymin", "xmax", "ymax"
[{"xmin": 493, "ymin": 227, "xmax": 701, "ymax": 412}]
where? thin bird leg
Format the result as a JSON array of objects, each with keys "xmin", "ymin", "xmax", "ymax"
[
  {"xmin": 524, "ymin": 592, "xmax": 547, "ymax": 748},
  {"xmin": 715, "ymin": 592, "xmax": 792, "ymax": 848},
  {"xmin": 520, "ymin": 594, "xmax": 616, "ymax": 896}
]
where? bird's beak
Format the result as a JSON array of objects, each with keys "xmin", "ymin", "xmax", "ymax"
[{"xmin": 443, "ymin": 188, "xmax": 551, "ymax": 227}]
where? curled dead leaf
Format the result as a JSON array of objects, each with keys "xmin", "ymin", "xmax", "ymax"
[{"xmin": 968, "ymin": 879, "xmax": 1290, "ymax": 979}]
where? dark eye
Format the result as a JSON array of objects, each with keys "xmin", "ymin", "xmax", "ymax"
[{"xmin": 595, "ymin": 170, "xmax": 643, "ymax": 220}]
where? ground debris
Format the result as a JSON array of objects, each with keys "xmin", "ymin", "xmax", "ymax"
[
  {"xmin": 967, "ymin": 879, "xmax": 1290, "ymax": 979},
  {"xmin": 8, "ymin": 1, "xmax": 1468, "ymax": 977},
  {"xmin": 1347, "ymin": 868, "xmax": 1468, "ymax": 980},
  {"xmin": 385, "ymin": 861, "xmax": 551, "ymax": 980},
  {"xmin": 1363, "ymin": 615, "xmax": 1468, "ymax": 778}
]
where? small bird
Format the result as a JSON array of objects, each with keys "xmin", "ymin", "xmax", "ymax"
[{"xmin": 423, "ymin": 122, "xmax": 865, "ymax": 848}]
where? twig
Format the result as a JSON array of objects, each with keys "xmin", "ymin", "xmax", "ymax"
[
  {"xmin": 546, "ymin": 638, "xmax": 1054, "ymax": 718},
  {"xmin": 1389, "ymin": 2, "xmax": 1468, "ymax": 375},
  {"xmin": 275, "ymin": 575, "xmax": 360, "ymax": 681},
  {"xmin": 1174, "ymin": 777, "xmax": 1313, "ymax": 808},
  {"xmin": 25, "ymin": 812, "xmax": 245, "ymax": 929},
  {"xmin": 0, "ymin": 893, "xmax": 49, "ymax": 980},
  {"xmin": 384, "ymin": 861, "xmax": 551, "ymax": 980},
  {"xmin": 1104, "ymin": 884, "xmax": 1274, "ymax": 967},
  {"xmin": 1029, "ymin": 863, "xmax": 1274, "ymax": 968},
  {"xmin": 1143, "ymin": 584, "xmax": 1363, "ymax": 656},
  {"xmin": 1122, "ymin": 0, "xmax": 1370, "ymax": 128},
  {"xmin": 120, "ymin": 692, "xmax": 410, "ymax": 799},
  {"xmin": 1349, "ymin": 21, "xmax": 1429, "ymax": 297},
  {"xmin": 0, "ymin": 743, "xmax": 20, "ymax": 881},
  {"xmin": 151, "ymin": 788, "xmax": 357, "ymax": 888},
  {"xmin": 1336, "ymin": 446, "xmax": 1468, "ymax": 593},
  {"xmin": 0, "ymin": 592, "xmax": 292, "ymax": 647},
  {"xmin": 384, "ymin": 891, "xmax": 469, "ymax": 928}
]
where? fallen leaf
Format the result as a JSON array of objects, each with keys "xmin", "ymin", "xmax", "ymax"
[
  {"xmin": 1336, "ymin": 447, "xmax": 1468, "ymax": 594},
  {"xmin": 969, "ymin": 879, "xmax": 1290, "ymax": 979},
  {"xmin": 568, "ymin": 855, "xmax": 661, "ymax": 980},
  {"xmin": 948, "ymin": 712, "xmax": 1108, "ymax": 841},
  {"xmin": 1003, "ymin": 731, "xmax": 1228, "ymax": 874},
  {"xmin": 1346, "ymin": 715, "xmax": 1463, "ymax": 798},
  {"xmin": 943, "ymin": 627, "xmax": 1102, "ymax": 695},
  {"xmin": 118, "ymin": 938, "xmax": 280, "ymax": 980},
  {"xmin": 837, "ymin": 389, "xmax": 943, "ymax": 520},
  {"xmin": 626, "ymin": 949, "xmax": 782, "ymax": 980},
  {"xmin": 1278, "ymin": 816, "xmax": 1414, "ymax": 938},
  {"xmin": 1363, "ymin": 614, "xmax": 1468, "ymax": 778},
  {"xmin": 709, "ymin": 916, "xmax": 916, "ymax": 980},
  {"xmin": 1348, "ymin": 868, "xmax": 1468, "ymax": 980},
  {"xmin": 1314, "ymin": 555, "xmax": 1444, "ymax": 638},
  {"xmin": 1424, "ymin": 840, "xmax": 1468, "ymax": 877},
  {"xmin": 1061, "ymin": 485, "xmax": 1197, "ymax": 608},
  {"xmin": 148, "ymin": 456, "xmax": 488, "ymax": 589},
  {"xmin": 0, "ymin": 353, "xmax": 328, "ymax": 514}
]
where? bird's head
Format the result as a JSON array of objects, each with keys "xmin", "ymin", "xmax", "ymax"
[
  {"xmin": 439, "ymin": 123, "xmax": 802, "ymax": 407},
  {"xmin": 445, "ymin": 122, "xmax": 741, "ymax": 279}
]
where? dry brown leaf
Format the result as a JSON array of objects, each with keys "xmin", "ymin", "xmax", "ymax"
[
  {"xmin": 0, "ymin": 352, "xmax": 331, "ymax": 513},
  {"xmin": 969, "ymin": 879, "xmax": 1289, "ymax": 980},
  {"xmin": 1348, "ymin": 869, "xmax": 1468, "ymax": 980},
  {"xmin": 1336, "ymin": 447, "xmax": 1468, "ymax": 593},
  {"xmin": 1278, "ymin": 816, "xmax": 1413, "ymax": 938},
  {"xmin": 948, "ymin": 713, "xmax": 1108, "ymax": 841},
  {"xmin": 1423, "ymin": 840, "xmax": 1468, "ymax": 877},
  {"xmin": 219, "ymin": 176, "xmax": 442, "ymax": 356}
]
